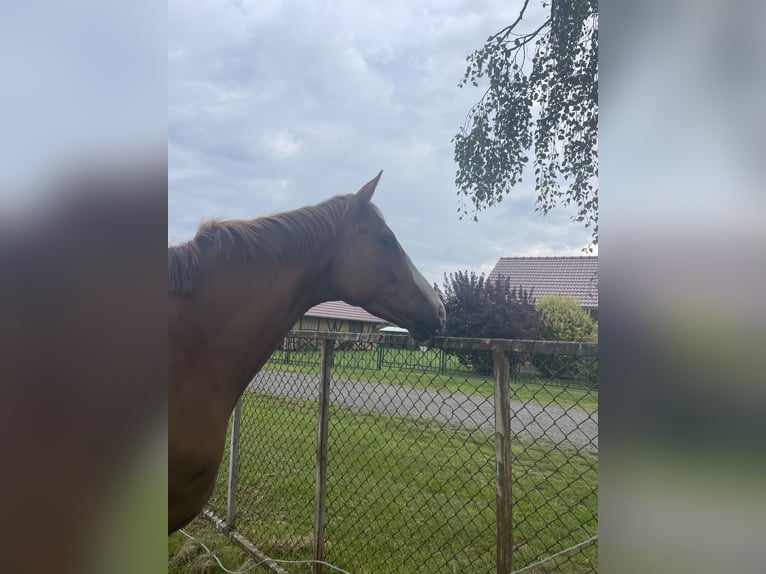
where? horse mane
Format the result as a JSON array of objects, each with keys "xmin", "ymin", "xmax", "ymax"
[{"xmin": 169, "ymin": 194, "xmax": 358, "ymax": 296}]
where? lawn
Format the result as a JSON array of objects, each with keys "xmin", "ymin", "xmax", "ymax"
[
  {"xmin": 169, "ymin": 519, "xmax": 258, "ymax": 574},
  {"xmin": 170, "ymin": 391, "xmax": 598, "ymax": 573},
  {"xmin": 264, "ymin": 347, "xmax": 598, "ymax": 411}
]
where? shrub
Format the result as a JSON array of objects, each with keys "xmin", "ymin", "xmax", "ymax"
[
  {"xmin": 536, "ymin": 295, "xmax": 597, "ymax": 342},
  {"xmin": 435, "ymin": 271, "xmax": 540, "ymax": 375},
  {"xmin": 533, "ymin": 295, "xmax": 598, "ymax": 385}
]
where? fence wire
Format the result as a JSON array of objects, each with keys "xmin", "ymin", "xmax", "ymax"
[{"xmin": 209, "ymin": 332, "xmax": 598, "ymax": 573}]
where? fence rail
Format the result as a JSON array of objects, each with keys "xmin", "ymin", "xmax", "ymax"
[{"xmin": 207, "ymin": 331, "xmax": 598, "ymax": 573}]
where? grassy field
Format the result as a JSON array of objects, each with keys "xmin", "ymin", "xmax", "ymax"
[
  {"xmin": 264, "ymin": 347, "xmax": 598, "ymax": 411},
  {"xmin": 169, "ymin": 519, "xmax": 258, "ymax": 574},
  {"xmin": 169, "ymin": 391, "xmax": 598, "ymax": 573}
]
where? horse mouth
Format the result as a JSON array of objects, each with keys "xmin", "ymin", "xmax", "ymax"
[
  {"xmin": 369, "ymin": 300, "xmax": 445, "ymax": 343},
  {"xmin": 381, "ymin": 317, "xmax": 436, "ymax": 343},
  {"xmin": 408, "ymin": 328, "xmax": 432, "ymax": 343},
  {"xmin": 412, "ymin": 303, "xmax": 446, "ymax": 342},
  {"xmin": 406, "ymin": 316, "xmax": 445, "ymax": 343}
]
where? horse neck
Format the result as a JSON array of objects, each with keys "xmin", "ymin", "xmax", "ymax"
[{"xmin": 174, "ymin": 253, "xmax": 334, "ymax": 413}]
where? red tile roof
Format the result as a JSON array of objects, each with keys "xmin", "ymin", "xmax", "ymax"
[
  {"xmin": 305, "ymin": 300, "xmax": 386, "ymax": 323},
  {"xmin": 487, "ymin": 256, "xmax": 598, "ymax": 309}
]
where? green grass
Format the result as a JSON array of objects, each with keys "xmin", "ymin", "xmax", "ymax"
[
  {"xmin": 264, "ymin": 347, "xmax": 599, "ymax": 411},
  {"xmin": 175, "ymin": 392, "xmax": 598, "ymax": 573},
  {"xmin": 169, "ymin": 518, "xmax": 261, "ymax": 574}
]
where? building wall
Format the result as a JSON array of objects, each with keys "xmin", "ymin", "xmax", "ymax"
[{"xmin": 293, "ymin": 315, "xmax": 383, "ymax": 334}]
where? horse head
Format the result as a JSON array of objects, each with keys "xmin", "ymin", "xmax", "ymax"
[{"xmin": 329, "ymin": 172, "xmax": 446, "ymax": 342}]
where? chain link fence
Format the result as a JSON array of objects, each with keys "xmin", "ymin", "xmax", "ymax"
[{"xmin": 206, "ymin": 331, "xmax": 598, "ymax": 573}]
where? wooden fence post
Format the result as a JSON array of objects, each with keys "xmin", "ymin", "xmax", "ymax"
[
  {"xmin": 226, "ymin": 396, "xmax": 242, "ymax": 528},
  {"xmin": 493, "ymin": 345, "xmax": 513, "ymax": 574},
  {"xmin": 312, "ymin": 337, "xmax": 333, "ymax": 574}
]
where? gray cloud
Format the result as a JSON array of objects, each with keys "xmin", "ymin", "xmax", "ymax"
[{"xmin": 169, "ymin": 0, "xmax": 594, "ymax": 286}]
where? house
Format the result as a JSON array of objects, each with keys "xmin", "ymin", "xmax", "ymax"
[
  {"xmin": 295, "ymin": 300, "xmax": 388, "ymax": 334},
  {"xmin": 487, "ymin": 256, "xmax": 598, "ymax": 319}
]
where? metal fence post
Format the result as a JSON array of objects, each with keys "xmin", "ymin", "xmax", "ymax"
[
  {"xmin": 312, "ymin": 337, "xmax": 333, "ymax": 574},
  {"xmin": 493, "ymin": 345, "xmax": 513, "ymax": 574},
  {"xmin": 226, "ymin": 396, "xmax": 242, "ymax": 528}
]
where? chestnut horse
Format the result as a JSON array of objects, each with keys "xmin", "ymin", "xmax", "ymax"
[{"xmin": 168, "ymin": 172, "xmax": 446, "ymax": 532}]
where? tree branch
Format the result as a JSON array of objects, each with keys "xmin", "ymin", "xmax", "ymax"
[
  {"xmin": 460, "ymin": 87, "xmax": 491, "ymax": 134},
  {"xmin": 489, "ymin": 0, "xmax": 531, "ymax": 43},
  {"xmin": 510, "ymin": 17, "xmax": 552, "ymax": 49}
]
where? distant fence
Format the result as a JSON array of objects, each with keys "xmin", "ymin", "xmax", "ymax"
[
  {"xmin": 205, "ymin": 331, "xmax": 598, "ymax": 574},
  {"xmin": 270, "ymin": 336, "xmax": 597, "ymax": 389}
]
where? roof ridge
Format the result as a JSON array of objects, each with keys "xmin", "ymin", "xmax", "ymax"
[{"xmin": 499, "ymin": 255, "xmax": 598, "ymax": 260}]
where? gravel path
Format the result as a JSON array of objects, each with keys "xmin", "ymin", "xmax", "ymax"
[{"xmin": 248, "ymin": 370, "xmax": 598, "ymax": 452}]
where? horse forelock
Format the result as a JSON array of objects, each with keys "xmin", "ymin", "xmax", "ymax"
[
  {"xmin": 368, "ymin": 202, "xmax": 385, "ymax": 221},
  {"xmin": 168, "ymin": 194, "xmax": 354, "ymax": 296}
]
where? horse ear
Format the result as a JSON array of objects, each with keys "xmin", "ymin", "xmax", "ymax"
[{"xmin": 355, "ymin": 170, "xmax": 383, "ymax": 204}]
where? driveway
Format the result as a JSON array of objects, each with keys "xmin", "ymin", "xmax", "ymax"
[{"xmin": 248, "ymin": 370, "xmax": 598, "ymax": 452}]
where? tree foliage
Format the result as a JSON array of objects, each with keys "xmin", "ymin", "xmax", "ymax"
[
  {"xmin": 533, "ymin": 294, "xmax": 598, "ymax": 385},
  {"xmin": 453, "ymin": 0, "xmax": 598, "ymax": 248},
  {"xmin": 435, "ymin": 271, "xmax": 540, "ymax": 374},
  {"xmin": 536, "ymin": 294, "xmax": 597, "ymax": 342}
]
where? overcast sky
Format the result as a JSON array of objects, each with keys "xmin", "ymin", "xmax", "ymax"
[{"xmin": 168, "ymin": 0, "xmax": 596, "ymax": 287}]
